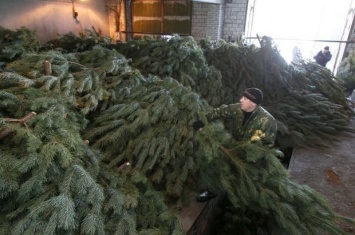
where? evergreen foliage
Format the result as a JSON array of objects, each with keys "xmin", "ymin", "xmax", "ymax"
[
  {"xmin": 336, "ymin": 51, "xmax": 355, "ymax": 94},
  {"xmin": 42, "ymin": 28, "xmax": 113, "ymax": 53},
  {"xmin": 200, "ymin": 38, "xmax": 257, "ymax": 104},
  {"xmin": 85, "ymin": 76, "xmax": 209, "ymax": 197},
  {"xmin": 0, "ymin": 26, "xmax": 40, "ymax": 65},
  {"xmin": 195, "ymin": 123, "xmax": 354, "ymax": 235},
  {"xmin": 199, "ymin": 36, "xmax": 354, "ymax": 149},
  {"xmin": 114, "ymin": 35, "xmax": 224, "ymax": 107},
  {"xmin": 0, "ymin": 26, "xmax": 354, "ymax": 234},
  {"xmin": 0, "ymin": 41, "xmax": 184, "ymax": 234}
]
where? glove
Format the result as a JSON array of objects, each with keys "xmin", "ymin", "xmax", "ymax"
[{"xmin": 193, "ymin": 120, "xmax": 205, "ymax": 131}]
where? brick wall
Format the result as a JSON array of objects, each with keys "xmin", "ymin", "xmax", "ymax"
[
  {"xmin": 191, "ymin": 0, "xmax": 248, "ymax": 41},
  {"xmin": 191, "ymin": 2, "xmax": 223, "ymax": 40},
  {"xmin": 222, "ymin": 0, "xmax": 248, "ymax": 41}
]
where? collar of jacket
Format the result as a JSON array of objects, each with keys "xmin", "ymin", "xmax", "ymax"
[{"xmin": 243, "ymin": 105, "xmax": 262, "ymax": 125}]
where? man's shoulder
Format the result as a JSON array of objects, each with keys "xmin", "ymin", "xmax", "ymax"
[{"xmin": 255, "ymin": 106, "xmax": 275, "ymax": 119}]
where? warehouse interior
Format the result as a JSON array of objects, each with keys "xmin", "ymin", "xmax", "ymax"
[
  {"xmin": 1, "ymin": 0, "xmax": 355, "ymax": 73},
  {"xmin": 1, "ymin": 0, "xmax": 355, "ymax": 234}
]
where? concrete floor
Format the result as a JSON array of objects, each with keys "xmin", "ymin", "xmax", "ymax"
[
  {"xmin": 178, "ymin": 191, "xmax": 207, "ymax": 234},
  {"xmin": 289, "ymin": 118, "xmax": 355, "ymax": 234}
]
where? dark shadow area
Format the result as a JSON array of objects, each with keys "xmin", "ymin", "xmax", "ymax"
[{"xmin": 279, "ymin": 147, "xmax": 293, "ymax": 169}]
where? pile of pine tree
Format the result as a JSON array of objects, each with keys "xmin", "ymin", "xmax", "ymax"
[
  {"xmin": 113, "ymin": 35, "xmax": 354, "ymax": 149},
  {"xmin": 200, "ymin": 36, "xmax": 354, "ymax": 149},
  {"xmin": 0, "ymin": 27, "xmax": 354, "ymax": 234}
]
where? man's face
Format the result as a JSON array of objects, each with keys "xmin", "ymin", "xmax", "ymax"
[{"xmin": 240, "ymin": 96, "xmax": 257, "ymax": 112}]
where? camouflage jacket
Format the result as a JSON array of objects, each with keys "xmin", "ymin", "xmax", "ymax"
[{"xmin": 207, "ymin": 103, "xmax": 277, "ymax": 147}]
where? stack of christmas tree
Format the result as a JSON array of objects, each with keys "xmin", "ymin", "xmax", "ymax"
[{"xmin": 0, "ymin": 27, "xmax": 354, "ymax": 234}]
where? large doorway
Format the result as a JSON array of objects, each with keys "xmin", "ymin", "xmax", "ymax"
[{"xmin": 244, "ymin": 0, "xmax": 355, "ymax": 73}]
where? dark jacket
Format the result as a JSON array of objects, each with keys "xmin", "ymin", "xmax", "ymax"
[
  {"xmin": 207, "ymin": 103, "xmax": 277, "ymax": 147},
  {"xmin": 314, "ymin": 50, "xmax": 332, "ymax": 66}
]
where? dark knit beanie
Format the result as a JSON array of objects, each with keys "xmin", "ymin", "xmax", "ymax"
[{"xmin": 243, "ymin": 88, "xmax": 263, "ymax": 105}]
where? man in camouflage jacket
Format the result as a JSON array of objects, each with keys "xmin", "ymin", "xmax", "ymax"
[
  {"xmin": 195, "ymin": 88, "xmax": 278, "ymax": 202},
  {"xmin": 206, "ymin": 87, "xmax": 277, "ymax": 147}
]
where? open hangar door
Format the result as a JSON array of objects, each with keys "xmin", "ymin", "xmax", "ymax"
[{"xmin": 244, "ymin": 0, "xmax": 355, "ymax": 73}]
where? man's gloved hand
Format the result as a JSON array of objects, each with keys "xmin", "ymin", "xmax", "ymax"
[{"xmin": 193, "ymin": 120, "xmax": 205, "ymax": 131}]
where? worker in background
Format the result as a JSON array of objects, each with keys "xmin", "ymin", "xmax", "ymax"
[{"xmin": 314, "ymin": 46, "xmax": 332, "ymax": 67}]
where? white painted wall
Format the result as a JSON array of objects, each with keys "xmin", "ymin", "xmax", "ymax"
[
  {"xmin": 0, "ymin": 0, "xmax": 111, "ymax": 43},
  {"xmin": 0, "ymin": 0, "xmax": 249, "ymax": 43}
]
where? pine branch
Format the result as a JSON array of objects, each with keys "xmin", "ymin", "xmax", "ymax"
[
  {"xmin": 0, "ymin": 112, "xmax": 36, "ymax": 139},
  {"xmin": 195, "ymin": 123, "xmax": 354, "ymax": 235}
]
